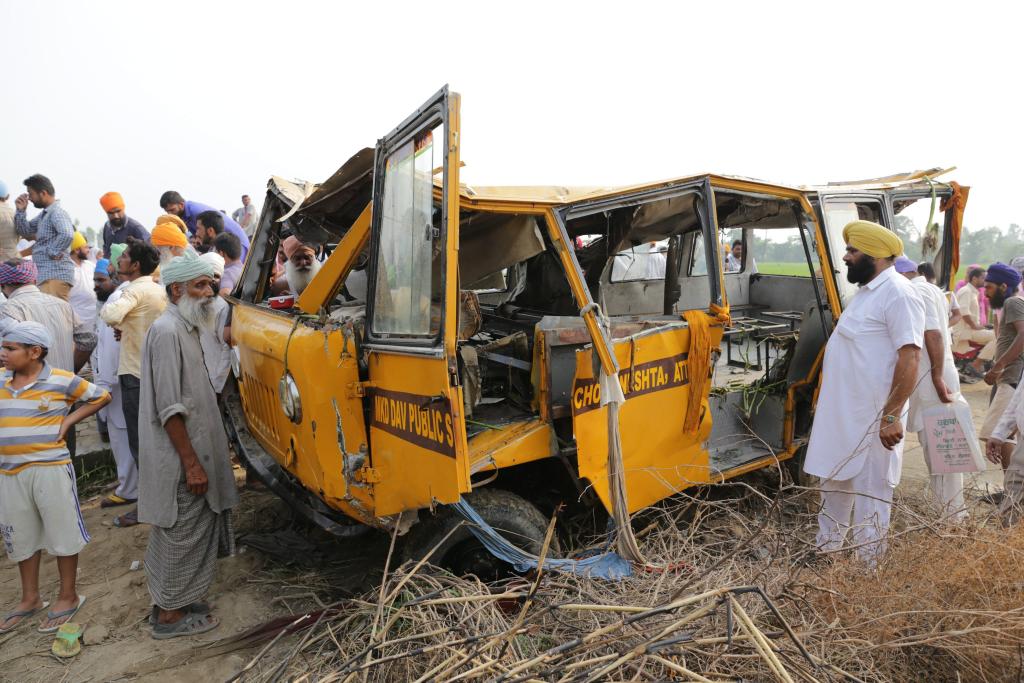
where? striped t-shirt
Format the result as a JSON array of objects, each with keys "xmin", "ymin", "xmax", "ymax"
[{"xmin": 0, "ymin": 364, "xmax": 109, "ymax": 475}]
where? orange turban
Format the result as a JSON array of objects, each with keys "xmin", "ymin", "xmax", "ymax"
[
  {"xmin": 282, "ymin": 236, "xmax": 315, "ymax": 260},
  {"xmin": 151, "ymin": 223, "xmax": 189, "ymax": 248},
  {"xmin": 155, "ymin": 213, "xmax": 188, "ymax": 234},
  {"xmin": 100, "ymin": 192, "xmax": 124, "ymax": 212}
]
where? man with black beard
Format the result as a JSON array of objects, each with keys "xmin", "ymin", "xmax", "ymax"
[
  {"xmin": 803, "ymin": 220, "xmax": 924, "ymax": 565},
  {"xmin": 99, "ymin": 192, "xmax": 149, "ymax": 259},
  {"xmin": 138, "ymin": 252, "xmax": 238, "ymax": 638},
  {"xmin": 978, "ymin": 264, "xmax": 1024, "ymax": 479},
  {"xmin": 92, "ymin": 259, "xmax": 138, "ymax": 509}
]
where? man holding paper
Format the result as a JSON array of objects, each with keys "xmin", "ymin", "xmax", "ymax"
[{"xmin": 896, "ymin": 257, "xmax": 971, "ymax": 522}]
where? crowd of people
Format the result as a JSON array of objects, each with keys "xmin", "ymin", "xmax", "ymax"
[
  {"xmin": 0, "ymin": 174, "xmax": 1021, "ymax": 642},
  {"xmin": 805, "ymin": 219, "xmax": 1024, "ymax": 566},
  {"xmin": 0, "ymin": 174, "xmax": 270, "ymax": 642}
]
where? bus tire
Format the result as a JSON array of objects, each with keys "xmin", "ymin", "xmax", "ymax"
[{"xmin": 401, "ymin": 488, "xmax": 558, "ymax": 580}]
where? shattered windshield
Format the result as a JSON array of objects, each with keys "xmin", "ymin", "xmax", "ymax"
[{"xmin": 371, "ymin": 127, "xmax": 442, "ymax": 338}]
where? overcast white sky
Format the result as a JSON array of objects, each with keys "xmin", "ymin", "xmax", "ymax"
[{"xmin": 2, "ymin": 1, "xmax": 1022, "ymax": 237}]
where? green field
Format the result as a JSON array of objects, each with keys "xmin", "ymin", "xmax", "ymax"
[
  {"xmin": 755, "ymin": 262, "xmax": 812, "ymax": 276},
  {"xmin": 751, "ymin": 262, "xmax": 976, "ymax": 282}
]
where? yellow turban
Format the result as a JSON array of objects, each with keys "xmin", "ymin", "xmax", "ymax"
[
  {"xmin": 70, "ymin": 232, "xmax": 87, "ymax": 252},
  {"xmin": 151, "ymin": 223, "xmax": 189, "ymax": 248},
  {"xmin": 155, "ymin": 213, "xmax": 188, "ymax": 234},
  {"xmin": 842, "ymin": 220, "xmax": 903, "ymax": 259}
]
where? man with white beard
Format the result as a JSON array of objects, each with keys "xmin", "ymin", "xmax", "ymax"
[
  {"xmin": 270, "ymin": 236, "xmax": 320, "ymax": 296},
  {"xmin": 198, "ymin": 252, "xmax": 231, "ymax": 394},
  {"xmin": 138, "ymin": 252, "xmax": 238, "ymax": 639}
]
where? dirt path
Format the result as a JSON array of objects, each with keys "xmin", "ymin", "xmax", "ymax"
[
  {"xmin": 0, "ymin": 486, "xmax": 268, "ymax": 681},
  {"xmin": 0, "ymin": 477, "xmax": 388, "ymax": 682}
]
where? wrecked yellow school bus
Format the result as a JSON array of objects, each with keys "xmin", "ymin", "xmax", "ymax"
[{"xmin": 224, "ymin": 87, "xmax": 968, "ymax": 570}]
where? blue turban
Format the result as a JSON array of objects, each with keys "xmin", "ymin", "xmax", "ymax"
[
  {"xmin": 986, "ymin": 263, "xmax": 1022, "ymax": 288},
  {"xmin": 4, "ymin": 321, "xmax": 52, "ymax": 349},
  {"xmin": 95, "ymin": 258, "xmax": 111, "ymax": 276},
  {"xmin": 893, "ymin": 256, "xmax": 918, "ymax": 274},
  {"xmin": 0, "ymin": 180, "xmax": 8, "ymax": 199}
]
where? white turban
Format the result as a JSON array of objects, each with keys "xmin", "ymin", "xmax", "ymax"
[
  {"xmin": 199, "ymin": 252, "xmax": 225, "ymax": 277},
  {"xmin": 0, "ymin": 317, "xmax": 17, "ymax": 339},
  {"xmin": 4, "ymin": 320, "xmax": 51, "ymax": 349}
]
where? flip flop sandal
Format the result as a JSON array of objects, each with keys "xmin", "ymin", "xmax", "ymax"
[
  {"xmin": 148, "ymin": 602, "xmax": 210, "ymax": 626},
  {"xmin": 151, "ymin": 611, "xmax": 219, "ymax": 640},
  {"xmin": 101, "ymin": 495, "xmax": 136, "ymax": 508},
  {"xmin": 113, "ymin": 510, "xmax": 140, "ymax": 528},
  {"xmin": 38, "ymin": 595, "xmax": 87, "ymax": 634},
  {"xmin": 0, "ymin": 601, "xmax": 49, "ymax": 634},
  {"xmin": 51, "ymin": 622, "xmax": 83, "ymax": 658}
]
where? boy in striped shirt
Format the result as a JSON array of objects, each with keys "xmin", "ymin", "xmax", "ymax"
[{"xmin": 0, "ymin": 321, "xmax": 110, "ymax": 634}]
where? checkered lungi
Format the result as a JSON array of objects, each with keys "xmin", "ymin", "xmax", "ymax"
[{"xmin": 145, "ymin": 481, "xmax": 235, "ymax": 610}]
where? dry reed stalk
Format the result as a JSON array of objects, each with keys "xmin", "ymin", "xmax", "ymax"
[{"xmin": 232, "ymin": 481, "xmax": 1024, "ymax": 682}]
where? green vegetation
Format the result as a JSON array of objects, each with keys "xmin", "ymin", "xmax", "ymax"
[{"xmin": 754, "ymin": 262, "xmax": 810, "ymax": 277}]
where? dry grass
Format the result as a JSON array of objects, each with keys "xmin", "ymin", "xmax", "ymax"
[{"xmin": 230, "ymin": 473, "xmax": 1024, "ymax": 683}]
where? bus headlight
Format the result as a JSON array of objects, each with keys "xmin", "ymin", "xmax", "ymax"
[{"xmin": 278, "ymin": 372, "xmax": 302, "ymax": 424}]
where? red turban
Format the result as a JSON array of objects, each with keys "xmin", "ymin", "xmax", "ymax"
[
  {"xmin": 0, "ymin": 260, "xmax": 37, "ymax": 285},
  {"xmin": 282, "ymin": 236, "xmax": 315, "ymax": 260}
]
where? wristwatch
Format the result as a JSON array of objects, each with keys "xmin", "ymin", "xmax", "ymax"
[{"xmin": 882, "ymin": 414, "xmax": 898, "ymax": 425}]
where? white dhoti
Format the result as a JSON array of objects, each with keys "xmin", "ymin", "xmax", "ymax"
[
  {"xmin": 929, "ymin": 472, "xmax": 966, "ymax": 522},
  {"xmin": 816, "ymin": 451, "xmax": 895, "ymax": 565},
  {"xmin": 102, "ymin": 382, "xmax": 138, "ymax": 501},
  {"xmin": 998, "ymin": 441, "xmax": 1024, "ymax": 526},
  {"xmin": 917, "ymin": 430, "xmax": 967, "ymax": 522},
  {"xmin": 109, "ymin": 418, "xmax": 137, "ymax": 500},
  {"xmin": 907, "ymin": 277, "xmax": 967, "ymax": 523},
  {"xmin": 952, "ymin": 326, "xmax": 995, "ymax": 359}
]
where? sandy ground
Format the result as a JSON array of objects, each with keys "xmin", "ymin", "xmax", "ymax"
[
  {"xmin": 0, "ymin": 379, "xmax": 1006, "ymax": 681},
  {"xmin": 0, "ymin": 467, "xmax": 386, "ymax": 682}
]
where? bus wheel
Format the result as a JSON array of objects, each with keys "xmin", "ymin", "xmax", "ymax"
[{"xmin": 402, "ymin": 488, "xmax": 557, "ymax": 581}]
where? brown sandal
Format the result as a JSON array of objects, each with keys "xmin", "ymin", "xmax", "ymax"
[{"xmin": 113, "ymin": 509, "xmax": 140, "ymax": 527}]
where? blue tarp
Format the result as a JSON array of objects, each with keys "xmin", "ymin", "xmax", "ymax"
[{"xmin": 450, "ymin": 498, "xmax": 633, "ymax": 580}]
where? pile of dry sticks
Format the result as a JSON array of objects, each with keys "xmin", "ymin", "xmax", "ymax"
[{"xmin": 229, "ymin": 473, "xmax": 1024, "ymax": 682}]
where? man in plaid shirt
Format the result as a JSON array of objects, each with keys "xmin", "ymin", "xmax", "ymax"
[{"xmin": 13, "ymin": 174, "xmax": 75, "ymax": 301}]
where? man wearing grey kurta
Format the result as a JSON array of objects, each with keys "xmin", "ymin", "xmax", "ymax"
[{"xmin": 138, "ymin": 252, "xmax": 238, "ymax": 639}]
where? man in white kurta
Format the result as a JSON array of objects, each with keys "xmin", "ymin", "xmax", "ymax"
[
  {"xmin": 94, "ymin": 279, "xmax": 138, "ymax": 505},
  {"xmin": 895, "ymin": 257, "xmax": 966, "ymax": 521},
  {"xmin": 804, "ymin": 221, "xmax": 924, "ymax": 564},
  {"xmin": 951, "ymin": 268, "xmax": 995, "ymax": 365}
]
